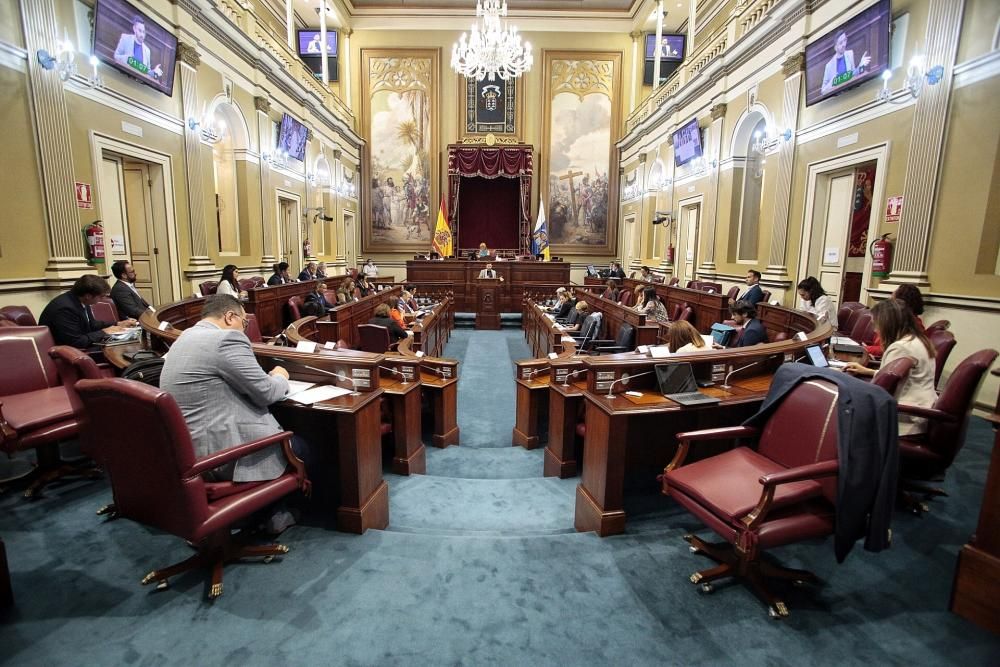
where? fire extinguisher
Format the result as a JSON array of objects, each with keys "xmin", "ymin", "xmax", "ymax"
[
  {"xmin": 666, "ymin": 243, "xmax": 675, "ymax": 264},
  {"xmin": 870, "ymin": 233, "xmax": 892, "ymax": 278},
  {"xmin": 83, "ymin": 220, "xmax": 106, "ymax": 265}
]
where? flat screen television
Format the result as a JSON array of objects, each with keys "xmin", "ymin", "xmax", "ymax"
[
  {"xmin": 804, "ymin": 0, "xmax": 891, "ymax": 106},
  {"xmin": 277, "ymin": 114, "xmax": 308, "ymax": 162},
  {"xmin": 297, "ymin": 30, "xmax": 338, "ymax": 57},
  {"xmin": 672, "ymin": 117, "xmax": 703, "ymax": 167},
  {"xmin": 645, "ymin": 34, "xmax": 686, "ymax": 61},
  {"xmin": 93, "ymin": 0, "xmax": 178, "ymax": 96}
]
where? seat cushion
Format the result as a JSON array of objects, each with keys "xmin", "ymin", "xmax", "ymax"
[
  {"xmin": 204, "ymin": 480, "xmax": 266, "ymax": 502},
  {"xmin": 665, "ymin": 447, "xmax": 824, "ymax": 522},
  {"xmin": 1, "ymin": 387, "xmax": 75, "ymax": 431}
]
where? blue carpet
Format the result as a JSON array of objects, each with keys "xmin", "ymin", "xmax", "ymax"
[{"xmin": 1, "ymin": 330, "xmax": 998, "ymax": 665}]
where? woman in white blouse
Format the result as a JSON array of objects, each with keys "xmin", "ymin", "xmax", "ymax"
[
  {"xmin": 668, "ymin": 320, "xmax": 708, "ymax": 354},
  {"xmin": 215, "ymin": 264, "xmax": 247, "ymax": 300},
  {"xmin": 796, "ymin": 276, "xmax": 838, "ymax": 330},
  {"xmin": 845, "ymin": 298, "xmax": 937, "ymax": 435}
]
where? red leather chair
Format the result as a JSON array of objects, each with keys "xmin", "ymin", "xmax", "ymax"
[
  {"xmin": 849, "ymin": 311, "xmax": 873, "ymax": 344},
  {"xmin": 0, "ymin": 319, "xmax": 18, "ymax": 328},
  {"xmin": 618, "ymin": 290, "xmax": 634, "ymax": 307},
  {"xmin": 0, "ymin": 306, "xmax": 36, "ymax": 326},
  {"xmin": 661, "ymin": 378, "xmax": 841, "ymax": 617},
  {"xmin": 250, "ymin": 276, "xmax": 266, "ymax": 288},
  {"xmin": 287, "ymin": 296, "xmax": 304, "ymax": 321},
  {"xmin": 871, "ymin": 356, "xmax": 914, "ymax": 396},
  {"xmin": 700, "ymin": 282, "xmax": 722, "ymax": 294},
  {"xmin": 760, "ymin": 290, "xmax": 772, "ymax": 304},
  {"xmin": 670, "ymin": 302, "xmax": 688, "ymax": 322},
  {"xmin": 668, "ymin": 277, "xmax": 680, "ymax": 287},
  {"xmin": 238, "ymin": 278, "xmax": 257, "ymax": 292},
  {"xmin": 678, "ymin": 306, "xmax": 695, "ymax": 324},
  {"xmin": 928, "ymin": 330, "xmax": 957, "ymax": 389},
  {"xmin": 858, "ymin": 316, "xmax": 877, "ymax": 346},
  {"xmin": 198, "ymin": 281, "xmax": 219, "ymax": 296},
  {"xmin": 837, "ymin": 302, "xmax": 866, "ymax": 334},
  {"xmin": 245, "ymin": 314, "xmax": 264, "ymax": 344},
  {"xmin": 843, "ymin": 307, "xmax": 869, "ymax": 339},
  {"xmin": 897, "ymin": 349, "xmax": 998, "ymax": 512},
  {"xmin": 726, "ymin": 286, "xmax": 740, "ymax": 301},
  {"xmin": 924, "ymin": 319, "xmax": 950, "ymax": 335},
  {"xmin": 75, "ymin": 378, "xmax": 309, "ymax": 599},
  {"xmin": 0, "ymin": 328, "xmax": 95, "ymax": 497},
  {"xmin": 358, "ymin": 324, "xmax": 392, "ymax": 353},
  {"xmin": 686, "ymin": 280, "xmax": 699, "ymax": 289},
  {"xmin": 92, "ymin": 297, "xmax": 120, "ymax": 323}
]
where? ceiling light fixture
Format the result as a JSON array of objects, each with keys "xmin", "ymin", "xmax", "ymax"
[{"xmin": 451, "ymin": 0, "xmax": 532, "ymax": 81}]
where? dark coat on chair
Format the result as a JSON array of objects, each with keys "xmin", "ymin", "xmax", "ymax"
[
  {"xmin": 110, "ymin": 280, "xmax": 150, "ymax": 319},
  {"xmin": 39, "ymin": 292, "xmax": 114, "ymax": 349},
  {"xmin": 744, "ymin": 363, "xmax": 898, "ymax": 562}
]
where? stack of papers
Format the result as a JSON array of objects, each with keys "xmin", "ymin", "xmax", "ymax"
[
  {"xmin": 285, "ymin": 382, "xmax": 353, "ymax": 405},
  {"xmin": 650, "ymin": 345, "xmax": 672, "ymax": 358}
]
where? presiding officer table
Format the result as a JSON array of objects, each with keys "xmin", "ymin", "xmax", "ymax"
[{"xmin": 407, "ymin": 259, "xmax": 570, "ymax": 313}]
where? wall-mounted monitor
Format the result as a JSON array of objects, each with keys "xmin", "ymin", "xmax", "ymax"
[
  {"xmin": 673, "ymin": 117, "xmax": 703, "ymax": 167},
  {"xmin": 93, "ymin": 0, "xmax": 178, "ymax": 97},
  {"xmin": 645, "ymin": 34, "xmax": 686, "ymax": 61},
  {"xmin": 277, "ymin": 113, "xmax": 308, "ymax": 162},
  {"xmin": 297, "ymin": 30, "xmax": 338, "ymax": 57},
  {"xmin": 804, "ymin": 0, "xmax": 891, "ymax": 106}
]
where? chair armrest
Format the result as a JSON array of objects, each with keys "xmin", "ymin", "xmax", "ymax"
[
  {"xmin": 187, "ymin": 431, "xmax": 295, "ymax": 478},
  {"xmin": 0, "ymin": 401, "xmax": 16, "ymax": 446},
  {"xmin": 660, "ymin": 426, "xmax": 761, "ymax": 494},
  {"xmin": 744, "ymin": 459, "xmax": 839, "ymax": 529},
  {"xmin": 896, "ymin": 404, "xmax": 957, "ymax": 423},
  {"xmin": 593, "ymin": 345, "xmax": 630, "ymax": 354}
]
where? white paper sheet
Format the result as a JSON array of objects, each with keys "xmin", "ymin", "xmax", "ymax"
[
  {"xmin": 286, "ymin": 384, "xmax": 352, "ymax": 405},
  {"xmin": 650, "ymin": 345, "xmax": 673, "ymax": 358},
  {"xmin": 285, "ymin": 380, "xmax": 315, "ymax": 397}
]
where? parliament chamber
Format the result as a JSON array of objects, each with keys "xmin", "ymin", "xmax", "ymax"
[{"xmin": 1, "ymin": 0, "xmax": 999, "ymax": 663}]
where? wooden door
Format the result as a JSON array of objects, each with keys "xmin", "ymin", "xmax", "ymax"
[
  {"xmin": 677, "ymin": 203, "xmax": 700, "ymax": 285},
  {"xmin": 122, "ymin": 162, "xmax": 158, "ymax": 304},
  {"xmin": 817, "ymin": 171, "xmax": 854, "ymax": 307}
]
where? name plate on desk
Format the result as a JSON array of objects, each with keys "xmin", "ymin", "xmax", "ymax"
[{"xmin": 296, "ymin": 340, "xmax": 317, "ymax": 353}]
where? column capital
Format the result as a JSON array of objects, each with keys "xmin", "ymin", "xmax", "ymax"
[
  {"xmin": 638, "ymin": 152, "xmax": 648, "ymax": 163},
  {"xmin": 629, "ymin": 30, "xmax": 643, "ymax": 40},
  {"xmin": 782, "ymin": 53, "xmax": 805, "ymax": 77},
  {"xmin": 254, "ymin": 96, "xmax": 271, "ymax": 113},
  {"xmin": 343, "ymin": 28, "xmax": 354, "ymax": 37},
  {"xmin": 177, "ymin": 42, "xmax": 201, "ymax": 69},
  {"xmin": 306, "ymin": 128, "xmax": 315, "ymax": 142},
  {"xmin": 710, "ymin": 103, "xmax": 727, "ymax": 120}
]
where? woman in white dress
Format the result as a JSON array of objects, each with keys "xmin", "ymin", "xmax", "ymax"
[
  {"xmin": 215, "ymin": 264, "xmax": 246, "ymax": 300},
  {"xmin": 797, "ymin": 276, "xmax": 838, "ymax": 329},
  {"xmin": 845, "ymin": 298, "xmax": 937, "ymax": 435}
]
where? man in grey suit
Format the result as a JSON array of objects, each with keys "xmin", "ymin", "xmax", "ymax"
[
  {"xmin": 159, "ymin": 294, "xmax": 291, "ymax": 482},
  {"xmin": 110, "ymin": 260, "xmax": 152, "ymax": 319}
]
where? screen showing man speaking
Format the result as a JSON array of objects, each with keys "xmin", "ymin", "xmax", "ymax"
[
  {"xmin": 94, "ymin": 0, "xmax": 178, "ymax": 96},
  {"xmin": 804, "ymin": 0, "xmax": 890, "ymax": 106}
]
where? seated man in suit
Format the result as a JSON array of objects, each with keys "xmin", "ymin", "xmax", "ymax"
[
  {"xmin": 159, "ymin": 294, "xmax": 292, "ymax": 482},
  {"xmin": 730, "ymin": 269, "xmax": 764, "ymax": 306},
  {"xmin": 477, "ymin": 263, "xmax": 502, "ymax": 280},
  {"xmin": 267, "ymin": 262, "xmax": 293, "ymax": 286},
  {"xmin": 298, "ymin": 262, "xmax": 318, "ymax": 282},
  {"xmin": 110, "ymin": 260, "xmax": 152, "ymax": 319},
  {"xmin": 368, "ymin": 303, "xmax": 407, "ymax": 344},
  {"xmin": 304, "ymin": 280, "xmax": 334, "ymax": 313},
  {"xmin": 39, "ymin": 274, "xmax": 135, "ymax": 349},
  {"xmin": 730, "ymin": 300, "xmax": 769, "ymax": 347}
]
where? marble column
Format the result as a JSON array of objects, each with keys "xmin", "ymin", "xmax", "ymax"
[
  {"xmin": 886, "ymin": 0, "xmax": 965, "ymax": 287},
  {"xmin": 255, "ymin": 96, "xmax": 277, "ymax": 264},
  {"xmin": 764, "ymin": 53, "xmax": 804, "ymax": 283},
  {"xmin": 628, "ymin": 31, "xmax": 642, "ymax": 112},
  {"xmin": 697, "ymin": 104, "xmax": 727, "ymax": 277},
  {"xmin": 20, "ymin": 0, "xmax": 90, "ymax": 276},
  {"xmin": 342, "ymin": 29, "xmax": 353, "ymax": 109},
  {"xmin": 177, "ymin": 42, "xmax": 213, "ymax": 272}
]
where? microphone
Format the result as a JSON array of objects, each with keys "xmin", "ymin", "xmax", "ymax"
[
  {"xmin": 521, "ymin": 367, "xmax": 546, "ymax": 381},
  {"xmin": 423, "ymin": 365, "xmax": 455, "ymax": 380},
  {"xmin": 559, "ymin": 368, "xmax": 588, "ymax": 387},
  {"xmin": 270, "ymin": 357, "xmax": 360, "ymax": 395},
  {"xmin": 722, "ymin": 361, "xmax": 758, "ymax": 389},
  {"xmin": 379, "ymin": 365, "xmax": 410, "ymax": 385},
  {"xmin": 604, "ymin": 369, "xmax": 656, "ymax": 399}
]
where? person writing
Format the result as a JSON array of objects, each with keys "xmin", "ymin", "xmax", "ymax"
[
  {"xmin": 110, "ymin": 260, "xmax": 152, "ymax": 319},
  {"xmin": 368, "ymin": 303, "xmax": 407, "ymax": 344},
  {"xmin": 668, "ymin": 320, "xmax": 708, "ymax": 354},
  {"xmin": 797, "ymin": 276, "xmax": 838, "ymax": 329},
  {"xmin": 39, "ymin": 274, "xmax": 135, "ymax": 349},
  {"xmin": 215, "ymin": 264, "xmax": 246, "ymax": 300},
  {"xmin": 561, "ymin": 301, "xmax": 590, "ymax": 333},
  {"xmin": 821, "ymin": 31, "xmax": 871, "ymax": 95},
  {"xmin": 729, "ymin": 300, "xmax": 768, "ymax": 347},
  {"xmin": 158, "ymin": 294, "xmax": 295, "ymax": 483},
  {"xmin": 844, "ymin": 298, "xmax": 936, "ymax": 435}
]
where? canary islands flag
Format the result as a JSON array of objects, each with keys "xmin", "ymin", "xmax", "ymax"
[
  {"xmin": 531, "ymin": 203, "xmax": 550, "ymax": 260},
  {"xmin": 431, "ymin": 195, "xmax": 453, "ymax": 258}
]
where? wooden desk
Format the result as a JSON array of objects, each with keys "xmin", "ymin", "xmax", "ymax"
[
  {"xmin": 475, "ymin": 279, "xmax": 502, "ymax": 329},
  {"xmin": 546, "ymin": 377, "xmax": 587, "ymax": 478},
  {"xmin": 410, "ymin": 297, "xmax": 454, "ymax": 357},
  {"xmin": 246, "ymin": 275, "xmax": 349, "ymax": 336},
  {"xmin": 421, "ymin": 365, "xmax": 460, "ymax": 447},
  {"xmin": 951, "ymin": 368, "xmax": 1000, "ymax": 634},
  {"xmin": 574, "ymin": 291, "xmax": 659, "ymax": 347},
  {"xmin": 314, "ymin": 286, "xmax": 404, "ymax": 349},
  {"xmin": 407, "ymin": 259, "xmax": 569, "ymax": 312},
  {"xmin": 379, "ymin": 373, "xmax": 425, "ymax": 476},
  {"xmin": 522, "ymin": 301, "xmax": 578, "ymax": 357}
]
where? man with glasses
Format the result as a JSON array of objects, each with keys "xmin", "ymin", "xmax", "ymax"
[{"xmin": 159, "ymin": 294, "xmax": 291, "ymax": 483}]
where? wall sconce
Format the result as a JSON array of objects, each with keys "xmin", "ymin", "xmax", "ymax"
[
  {"xmin": 261, "ymin": 149, "xmax": 289, "ymax": 169},
  {"xmin": 187, "ymin": 110, "xmax": 225, "ymax": 144},
  {"xmin": 877, "ymin": 55, "xmax": 945, "ymax": 104},
  {"xmin": 87, "ymin": 55, "xmax": 103, "ymax": 88},
  {"xmin": 751, "ymin": 126, "xmax": 793, "ymax": 154},
  {"xmin": 36, "ymin": 37, "xmax": 77, "ymax": 82},
  {"xmin": 334, "ymin": 178, "xmax": 356, "ymax": 198}
]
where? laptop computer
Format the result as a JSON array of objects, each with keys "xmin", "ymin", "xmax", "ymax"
[
  {"xmin": 806, "ymin": 344, "xmax": 848, "ymax": 369},
  {"xmin": 655, "ymin": 363, "xmax": 721, "ymax": 406},
  {"xmin": 586, "ymin": 264, "xmax": 598, "ymax": 277}
]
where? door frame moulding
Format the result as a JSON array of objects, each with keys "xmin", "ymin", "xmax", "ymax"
[
  {"xmin": 275, "ymin": 189, "xmax": 302, "ymax": 267},
  {"xmin": 88, "ymin": 132, "xmax": 182, "ymax": 300},
  {"xmin": 676, "ymin": 193, "xmax": 704, "ymax": 282},
  {"xmin": 797, "ymin": 142, "xmax": 890, "ymax": 304}
]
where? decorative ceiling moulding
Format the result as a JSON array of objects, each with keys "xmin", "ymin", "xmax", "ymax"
[
  {"xmin": 253, "ymin": 96, "xmax": 271, "ymax": 113},
  {"xmin": 174, "ymin": 0, "xmax": 362, "ymax": 150},
  {"xmin": 782, "ymin": 52, "xmax": 805, "ymax": 77},
  {"xmin": 176, "ymin": 42, "xmax": 201, "ymax": 69},
  {"xmin": 617, "ymin": 0, "xmax": 833, "ymax": 153},
  {"xmin": 710, "ymin": 102, "xmax": 727, "ymax": 119},
  {"xmin": 347, "ymin": 14, "xmax": 636, "ymax": 32}
]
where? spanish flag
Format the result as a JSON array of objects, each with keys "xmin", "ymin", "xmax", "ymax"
[
  {"xmin": 531, "ymin": 202, "xmax": 550, "ymax": 261},
  {"xmin": 431, "ymin": 195, "xmax": 453, "ymax": 258}
]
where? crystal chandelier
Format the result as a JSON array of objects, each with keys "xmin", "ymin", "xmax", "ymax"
[{"xmin": 451, "ymin": 0, "xmax": 532, "ymax": 82}]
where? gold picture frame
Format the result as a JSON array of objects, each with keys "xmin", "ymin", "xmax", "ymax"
[
  {"xmin": 360, "ymin": 48, "xmax": 441, "ymax": 252},
  {"xmin": 540, "ymin": 50, "xmax": 623, "ymax": 256}
]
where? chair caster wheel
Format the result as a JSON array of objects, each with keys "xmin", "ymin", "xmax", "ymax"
[
  {"xmin": 263, "ymin": 555, "xmax": 275, "ymax": 564},
  {"xmin": 768, "ymin": 602, "xmax": 789, "ymax": 619},
  {"xmin": 155, "ymin": 580, "xmax": 169, "ymax": 591},
  {"xmin": 699, "ymin": 583, "xmax": 714, "ymax": 594},
  {"xmin": 792, "ymin": 580, "xmax": 806, "ymax": 587},
  {"xmin": 689, "ymin": 545, "xmax": 701, "ymax": 554}
]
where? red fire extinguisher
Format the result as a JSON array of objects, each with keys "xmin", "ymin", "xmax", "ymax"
[
  {"xmin": 83, "ymin": 221, "xmax": 106, "ymax": 265},
  {"xmin": 666, "ymin": 243, "xmax": 675, "ymax": 264},
  {"xmin": 870, "ymin": 233, "xmax": 892, "ymax": 278}
]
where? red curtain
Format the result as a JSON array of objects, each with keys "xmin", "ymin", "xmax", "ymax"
[{"xmin": 447, "ymin": 145, "xmax": 532, "ymax": 253}]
